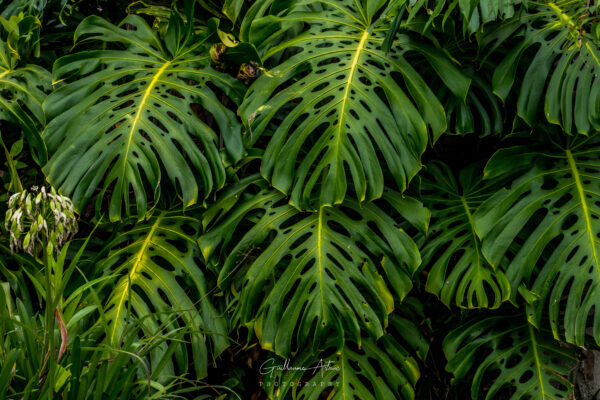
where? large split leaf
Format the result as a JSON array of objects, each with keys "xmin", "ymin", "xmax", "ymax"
[
  {"xmin": 240, "ymin": 0, "xmax": 470, "ymax": 209},
  {"xmin": 0, "ymin": 39, "xmax": 50, "ymax": 164},
  {"xmin": 95, "ymin": 209, "xmax": 228, "ymax": 378},
  {"xmin": 475, "ymin": 134, "xmax": 600, "ymax": 345},
  {"xmin": 444, "ymin": 314, "xmax": 577, "ymax": 400},
  {"xmin": 199, "ymin": 175, "xmax": 428, "ymax": 356},
  {"xmin": 262, "ymin": 301, "xmax": 429, "ymax": 400},
  {"xmin": 483, "ymin": 1, "xmax": 600, "ymax": 134},
  {"xmin": 420, "ymin": 162, "xmax": 510, "ymax": 309},
  {"xmin": 43, "ymin": 14, "xmax": 245, "ymax": 221}
]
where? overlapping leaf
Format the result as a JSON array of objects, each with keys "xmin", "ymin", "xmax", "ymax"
[
  {"xmin": 453, "ymin": 0, "xmax": 525, "ymax": 32},
  {"xmin": 420, "ymin": 162, "xmax": 510, "ymax": 309},
  {"xmin": 263, "ymin": 302, "xmax": 429, "ymax": 400},
  {"xmin": 240, "ymin": 0, "xmax": 470, "ymax": 210},
  {"xmin": 199, "ymin": 175, "xmax": 428, "ymax": 356},
  {"xmin": 400, "ymin": 0, "xmax": 524, "ymax": 34},
  {"xmin": 43, "ymin": 14, "xmax": 245, "ymax": 221},
  {"xmin": 440, "ymin": 67, "xmax": 503, "ymax": 136},
  {"xmin": 0, "ymin": 39, "xmax": 49, "ymax": 164},
  {"xmin": 96, "ymin": 209, "xmax": 228, "ymax": 378},
  {"xmin": 475, "ymin": 134, "xmax": 600, "ymax": 345},
  {"xmin": 483, "ymin": 1, "xmax": 600, "ymax": 134},
  {"xmin": 444, "ymin": 314, "xmax": 576, "ymax": 400}
]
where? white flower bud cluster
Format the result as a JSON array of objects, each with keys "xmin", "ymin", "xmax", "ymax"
[{"xmin": 4, "ymin": 186, "xmax": 78, "ymax": 256}]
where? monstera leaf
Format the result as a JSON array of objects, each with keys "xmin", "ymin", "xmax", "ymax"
[
  {"xmin": 420, "ymin": 162, "xmax": 510, "ymax": 309},
  {"xmin": 199, "ymin": 175, "xmax": 428, "ymax": 356},
  {"xmin": 240, "ymin": 0, "xmax": 470, "ymax": 210},
  {"xmin": 475, "ymin": 134, "xmax": 600, "ymax": 345},
  {"xmin": 450, "ymin": 0, "xmax": 524, "ymax": 32},
  {"xmin": 483, "ymin": 1, "xmax": 600, "ymax": 134},
  {"xmin": 440, "ymin": 67, "xmax": 504, "ymax": 136},
  {"xmin": 43, "ymin": 14, "xmax": 245, "ymax": 221},
  {"xmin": 0, "ymin": 39, "xmax": 50, "ymax": 164},
  {"xmin": 263, "ymin": 302, "xmax": 429, "ymax": 400},
  {"xmin": 95, "ymin": 209, "xmax": 228, "ymax": 378},
  {"xmin": 444, "ymin": 314, "xmax": 577, "ymax": 400},
  {"xmin": 396, "ymin": 0, "xmax": 524, "ymax": 34}
]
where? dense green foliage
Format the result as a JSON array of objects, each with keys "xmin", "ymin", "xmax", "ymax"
[{"xmin": 0, "ymin": 0, "xmax": 598, "ymax": 398}]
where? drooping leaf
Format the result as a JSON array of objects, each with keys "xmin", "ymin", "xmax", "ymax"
[
  {"xmin": 199, "ymin": 175, "xmax": 428, "ymax": 356},
  {"xmin": 0, "ymin": 39, "xmax": 50, "ymax": 164},
  {"xmin": 452, "ymin": 0, "xmax": 524, "ymax": 33},
  {"xmin": 390, "ymin": 0, "xmax": 524, "ymax": 35},
  {"xmin": 95, "ymin": 208, "xmax": 228, "ymax": 378},
  {"xmin": 240, "ymin": 0, "xmax": 470, "ymax": 210},
  {"xmin": 223, "ymin": 0, "xmax": 245, "ymax": 24},
  {"xmin": 475, "ymin": 133, "xmax": 600, "ymax": 345},
  {"xmin": 42, "ymin": 15, "xmax": 245, "ymax": 221},
  {"xmin": 440, "ymin": 67, "xmax": 504, "ymax": 136},
  {"xmin": 420, "ymin": 161, "xmax": 510, "ymax": 309},
  {"xmin": 444, "ymin": 313, "xmax": 577, "ymax": 400},
  {"xmin": 263, "ymin": 300, "xmax": 429, "ymax": 400},
  {"xmin": 0, "ymin": 0, "xmax": 53, "ymax": 19},
  {"xmin": 483, "ymin": 1, "xmax": 600, "ymax": 134}
]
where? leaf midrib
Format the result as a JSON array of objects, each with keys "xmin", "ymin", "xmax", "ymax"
[
  {"xmin": 109, "ymin": 212, "xmax": 164, "ymax": 344},
  {"xmin": 528, "ymin": 324, "xmax": 547, "ymax": 399},
  {"xmin": 120, "ymin": 61, "xmax": 171, "ymax": 187},
  {"xmin": 330, "ymin": 30, "xmax": 369, "ymax": 203},
  {"xmin": 566, "ymin": 149, "xmax": 600, "ymax": 284},
  {"xmin": 317, "ymin": 205, "xmax": 326, "ymax": 327},
  {"xmin": 460, "ymin": 196, "xmax": 481, "ymax": 265}
]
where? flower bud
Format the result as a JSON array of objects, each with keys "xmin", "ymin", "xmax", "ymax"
[
  {"xmin": 22, "ymin": 232, "xmax": 31, "ymax": 250},
  {"xmin": 4, "ymin": 186, "xmax": 78, "ymax": 256}
]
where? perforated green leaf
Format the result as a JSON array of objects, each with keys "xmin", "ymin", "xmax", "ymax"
[
  {"xmin": 43, "ymin": 15, "xmax": 245, "ymax": 221},
  {"xmin": 444, "ymin": 314, "xmax": 576, "ymax": 400},
  {"xmin": 483, "ymin": 1, "xmax": 600, "ymax": 134},
  {"xmin": 420, "ymin": 162, "xmax": 510, "ymax": 309},
  {"xmin": 96, "ymin": 209, "xmax": 228, "ymax": 378},
  {"xmin": 475, "ymin": 134, "xmax": 600, "ymax": 345},
  {"xmin": 199, "ymin": 175, "xmax": 428, "ymax": 356},
  {"xmin": 263, "ymin": 303, "xmax": 429, "ymax": 400},
  {"xmin": 240, "ymin": 0, "xmax": 470, "ymax": 209},
  {"xmin": 0, "ymin": 39, "xmax": 49, "ymax": 164}
]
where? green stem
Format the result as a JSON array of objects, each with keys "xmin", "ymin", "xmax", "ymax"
[
  {"xmin": 0, "ymin": 135, "xmax": 23, "ymax": 192},
  {"xmin": 41, "ymin": 245, "xmax": 56, "ymax": 399}
]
